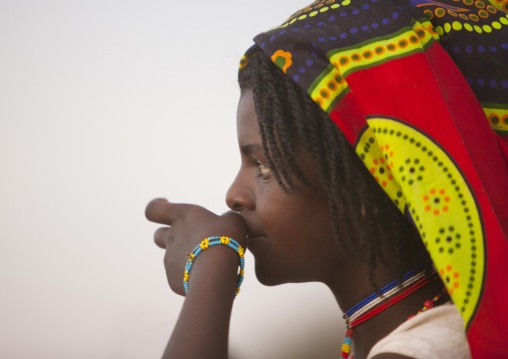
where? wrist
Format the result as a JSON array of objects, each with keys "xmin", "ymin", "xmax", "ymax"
[
  {"xmin": 167, "ymin": 246, "xmax": 239, "ymax": 359},
  {"xmin": 184, "ymin": 237, "xmax": 245, "ymax": 298},
  {"xmin": 187, "ymin": 244, "xmax": 241, "ymax": 300}
]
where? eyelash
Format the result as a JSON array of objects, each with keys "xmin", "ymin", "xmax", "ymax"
[{"xmin": 255, "ymin": 160, "xmax": 271, "ymax": 178}]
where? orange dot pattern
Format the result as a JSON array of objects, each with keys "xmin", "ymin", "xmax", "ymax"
[
  {"xmin": 311, "ymin": 20, "xmax": 436, "ymax": 113},
  {"xmin": 423, "ymin": 188, "xmax": 451, "ymax": 216},
  {"xmin": 355, "ymin": 128, "xmax": 405, "ymax": 211},
  {"xmin": 440, "ymin": 265, "xmax": 461, "ymax": 296},
  {"xmin": 370, "ymin": 144, "xmax": 396, "ymax": 188},
  {"xmin": 367, "ymin": 118, "xmax": 484, "ymax": 323},
  {"xmin": 483, "ymin": 106, "xmax": 508, "ymax": 136},
  {"xmin": 490, "ymin": 0, "xmax": 508, "ymax": 12},
  {"xmin": 420, "ymin": 0, "xmax": 507, "ymax": 28}
]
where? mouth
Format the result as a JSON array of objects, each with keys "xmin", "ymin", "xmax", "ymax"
[
  {"xmin": 247, "ymin": 234, "xmax": 266, "ymax": 240},
  {"xmin": 246, "ymin": 232, "xmax": 269, "ymax": 244},
  {"xmin": 246, "ymin": 233, "xmax": 268, "ymax": 254}
]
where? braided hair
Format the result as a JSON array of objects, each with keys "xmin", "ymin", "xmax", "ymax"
[{"xmin": 238, "ymin": 47, "xmax": 435, "ymax": 286}]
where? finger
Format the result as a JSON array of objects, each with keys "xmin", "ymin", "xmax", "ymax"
[
  {"xmin": 221, "ymin": 210, "xmax": 245, "ymax": 219},
  {"xmin": 154, "ymin": 227, "xmax": 171, "ymax": 249},
  {"xmin": 145, "ymin": 198, "xmax": 190, "ymax": 225}
]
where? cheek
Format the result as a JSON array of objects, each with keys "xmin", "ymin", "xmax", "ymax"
[
  {"xmin": 263, "ymin": 191, "xmax": 332, "ymax": 239},
  {"xmin": 255, "ymin": 189, "xmax": 337, "ymax": 283},
  {"xmin": 258, "ymin": 190, "xmax": 311, "ymax": 238}
]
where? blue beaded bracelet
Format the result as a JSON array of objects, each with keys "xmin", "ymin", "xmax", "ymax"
[{"xmin": 183, "ymin": 236, "xmax": 245, "ymax": 297}]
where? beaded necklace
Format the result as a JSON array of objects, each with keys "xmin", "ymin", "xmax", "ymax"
[{"xmin": 339, "ymin": 268, "xmax": 433, "ymax": 359}]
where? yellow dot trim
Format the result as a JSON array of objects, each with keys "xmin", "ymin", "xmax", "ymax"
[
  {"xmin": 309, "ymin": 19, "xmax": 437, "ymax": 113},
  {"xmin": 276, "ymin": 0, "xmax": 349, "ymax": 29},
  {"xmin": 424, "ymin": 12, "xmax": 508, "ymax": 37}
]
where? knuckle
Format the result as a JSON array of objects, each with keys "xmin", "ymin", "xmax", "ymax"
[{"xmin": 186, "ymin": 204, "xmax": 205, "ymax": 218}]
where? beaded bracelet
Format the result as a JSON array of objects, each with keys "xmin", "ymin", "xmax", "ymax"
[{"xmin": 183, "ymin": 236, "xmax": 245, "ymax": 297}]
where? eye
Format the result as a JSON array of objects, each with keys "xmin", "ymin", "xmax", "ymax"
[{"xmin": 255, "ymin": 160, "xmax": 271, "ymax": 177}]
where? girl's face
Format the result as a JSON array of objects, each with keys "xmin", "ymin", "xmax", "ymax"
[{"xmin": 226, "ymin": 90, "xmax": 342, "ymax": 286}]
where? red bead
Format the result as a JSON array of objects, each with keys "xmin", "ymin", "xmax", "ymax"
[
  {"xmin": 424, "ymin": 300, "xmax": 434, "ymax": 309},
  {"xmin": 408, "ymin": 314, "xmax": 415, "ymax": 320}
]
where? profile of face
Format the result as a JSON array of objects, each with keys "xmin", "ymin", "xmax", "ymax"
[{"xmin": 226, "ymin": 90, "xmax": 343, "ymax": 286}]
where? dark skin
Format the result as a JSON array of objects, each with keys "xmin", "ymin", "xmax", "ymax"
[{"xmin": 146, "ymin": 90, "xmax": 444, "ymax": 359}]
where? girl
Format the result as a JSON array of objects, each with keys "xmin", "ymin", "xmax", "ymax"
[{"xmin": 146, "ymin": 0, "xmax": 508, "ymax": 357}]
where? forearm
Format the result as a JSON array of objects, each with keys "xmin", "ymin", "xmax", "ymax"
[{"xmin": 163, "ymin": 247, "xmax": 239, "ymax": 359}]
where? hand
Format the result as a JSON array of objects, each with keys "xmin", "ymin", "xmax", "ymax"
[{"xmin": 145, "ymin": 198, "xmax": 247, "ymax": 296}]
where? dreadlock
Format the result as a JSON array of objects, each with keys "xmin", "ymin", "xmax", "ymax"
[{"xmin": 238, "ymin": 47, "xmax": 437, "ymax": 288}]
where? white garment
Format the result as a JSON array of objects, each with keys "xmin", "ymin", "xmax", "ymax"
[{"xmin": 367, "ymin": 303, "xmax": 471, "ymax": 359}]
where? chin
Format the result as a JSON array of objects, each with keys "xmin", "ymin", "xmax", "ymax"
[
  {"xmin": 254, "ymin": 261, "xmax": 311, "ymax": 286},
  {"xmin": 254, "ymin": 263, "xmax": 287, "ymax": 286}
]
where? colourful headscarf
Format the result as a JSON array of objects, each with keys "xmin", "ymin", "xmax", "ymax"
[{"xmin": 241, "ymin": 0, "xmax": 508, "ymax": 357}]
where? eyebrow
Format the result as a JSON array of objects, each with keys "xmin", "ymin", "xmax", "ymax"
[{"xmin": 241, "ymin": 144, "xmax": 264, "ymax": 157}]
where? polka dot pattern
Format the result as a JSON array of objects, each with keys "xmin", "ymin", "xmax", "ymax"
[
  {"xmin": 245, "ymin": 0, "xmax": 508, "ymax": 350},
  {"xmin": 440, "ymin": 264, "xmax": 462, "ymax": 295},
  {"xmin": 433, "ymin": 11, "xmax": 508, "ymax": 35},
  {"xmin": 365, "ymin": 117, "xmax": 484, "ymax": 322},
  {"xmin": 310, "ymin": 19, "xmax": 436, "ymax": 113},
  {"xmin": 278, "ymin": 0, "xmax": 354, "ymax": 29},
  {"xmin": 483, "ymin": 105, "xmax": 508, "ymax": 135},
  {"xmin": 278, "ymin": 0, "xmax": 403, "ymax": 81},
  {"xmin": 489, "ymin": 0, "xmax": 508, "ymax": 12},
  {"xmin": 356, "ymin": 128, "xmax": 405, "ymax": 211}
]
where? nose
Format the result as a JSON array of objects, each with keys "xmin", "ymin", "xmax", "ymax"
[{"xmin": 226, "ymin": 171, "xmax": 255, "ymax": 212}]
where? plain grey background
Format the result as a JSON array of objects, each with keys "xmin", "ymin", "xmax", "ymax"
[{"xmin": 0, "ymin": 1, "xmax": 345, "ymax": 358}]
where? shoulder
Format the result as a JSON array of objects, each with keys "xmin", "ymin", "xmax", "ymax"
[{"xmin": 367, "ymin": 303, "xmax": 471, "ymax": 359}]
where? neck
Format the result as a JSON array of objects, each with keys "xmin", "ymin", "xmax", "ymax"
[{"xmin": 328, "ymin": 265, "xmax": 445, "ymax": 359}]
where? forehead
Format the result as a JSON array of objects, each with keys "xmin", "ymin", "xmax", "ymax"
[{"xmin": 236, "ymin": 90, "xmax": 260, "ymax": 146}]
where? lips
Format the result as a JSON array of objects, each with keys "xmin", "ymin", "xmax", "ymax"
[
  {"xmin": 246, "ymin": 233, "xmax": 268, "ymax": 255},
  {"xmin": 245, "ymin": 222, "xmax": 268, "ymax": 251},
  {"xmin": 246, "ymin": 231, "xmax": 268, "ymax": 247},
  {"xmin": 247, "ymin": 234, "xmax": 266, "ymax": 240},
  {"xmin": 245, "ymin": 222, "xmax": 265, "ymax": 239}
]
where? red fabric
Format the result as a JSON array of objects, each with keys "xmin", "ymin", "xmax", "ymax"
[{"xmin": 329, "ymin": 43, "xmax": 508, "ymax": 357}]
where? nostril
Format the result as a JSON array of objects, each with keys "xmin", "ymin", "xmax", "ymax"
[
  {"xmin": 226, "ymin": 173, "xmax": 254, "ymax": 211},
  {"xmin": 226, "ymin": 195, "xmax": 243, "ymax": 211}
]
